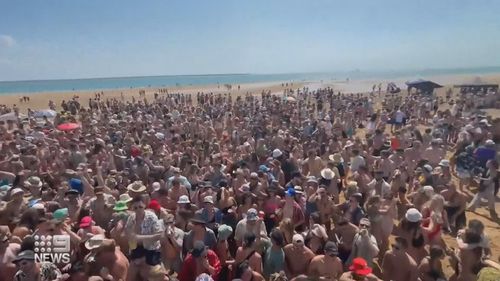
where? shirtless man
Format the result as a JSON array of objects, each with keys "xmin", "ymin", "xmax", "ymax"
[
  {"xmin": 422, "ymin": 139, "xmax": 446, "ymax": 167},
  {"xmin": 381, "ymin": 237, "xmax": 418, "ymax": 281},
  {"xmin": 0, "ymin": 226, "xmax": 20, "ymax": 281},
  {"xmin": 84, "ymin": 238, "xmax": 129, "ymax": 281},
  {"xmin": 441, "ymin": 183, "xmax": 467, "ymax": 233},
  {"xmin": 332, "ymin": 217, "xmax": 359, "ymax": 264},
  {"xmin": 284, "ymin": 234, "xmax": 315, "ymax": 278},
  {"xmin": 165, "ymin": 179, "xmax": 189, "ymax": 211},
  {"xmin": 405, "ymin": 141, "xmax": 423, "ymax": 179},
  {"xmin": 308, "ymin": 241, "xmax": 343, "ymax": 280}
]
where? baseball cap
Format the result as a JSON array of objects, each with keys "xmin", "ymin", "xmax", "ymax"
[
  {"xmin": 324, "ymin": 241, "xmax": 339, "ymax": 256},
  {"xmin": 246, "ymin": 208, "xmax": 258, "ymax": 221},
  {"xmin": 79, "ymin": 216, "xmax": 93, "ymax": 228},
  {"xmin": 292, "ymin": 234, "xmax": 304, "ymax": 245}
]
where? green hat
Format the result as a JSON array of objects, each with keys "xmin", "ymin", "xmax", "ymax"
[
  {"xmin": 52, "ymin": 208, "xmax": 69, "ymax": 222},
  {"xmin": 113, "ymin": 201, "xmax": 128, "ymax": 212}
]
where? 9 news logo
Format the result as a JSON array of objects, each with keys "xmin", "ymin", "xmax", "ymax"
[{"xmin": 33, "ymin": 235, "xmax": 71, "ymax": 264}]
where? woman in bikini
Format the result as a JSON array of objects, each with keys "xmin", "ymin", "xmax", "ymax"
[{"xmin": 421, "ymin": 195, "xmax": 449, "ymax": 249}]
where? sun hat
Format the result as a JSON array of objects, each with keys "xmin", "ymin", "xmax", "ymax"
[
  {"xmin": 113, "ymin": 201, "xmax": 128, "ymax": 212},
  {"xmin": 118, "ymin": 193, "xmax": 133, "ymax": 203},
  {"xmin": 24, "ymin": 176, "xmax": 42, "ymax": 188},
  {"xmin": 127, "ymin": 181, "xmax": 147, "ymax": 193},
  {"xmin": 324, "ymin": 241, "xmax": 339, "ymax": 256},
  {"xmin": 217, "ymin": 224, "xmax": 233, "ymax": 241},
  {"xmin": 79, "ymin": 216, "xmax": 93, "ymax": 228},
  {"xmin": 320, "ymin": 168, "xmax": 335, "ymax": 180},
  {"xmin": 13, "ymin": 250, "xmax": 35, "ymax": 263},
  {"xmin": 329, "ymin": 153, "xmax": 343, "ymax": 163},
  {"xmin": 349, "ymin": 257, "xmax": 372, "ymax": 276},
  {"xmin": 191, "ymin": 241, "xmax": 208, "ymax": 258},
  {"xmin": 177, "ymin": 195, "xmax": 190, "ymax": 204},
  {"xmin": 307, "ymin": 176, "xmax": 318, "ymax": 184},
  {"xmin": 405, "ymin": 208, "xmax": 423, "ymax": 223},
  {"xmin": 84, "ymin": 234, "xmax": 105, "ymax": 250},
  {"xmin": 292, "ymin": 234, "xmax": 304, "ymax": 245},
  {"xmin": 272, "ymin": 149, "xmax": 283, "ymax": 158},
  {"xmin": 246, "ymin": 208, "xmax": 258, "ymax": 221},
  {"xmin": 203, "ymin": 196, "xmax": 214, "ymax": 204},
  {"xmin": 479, "ymin": 119, "xmax": 491, "ymax": 126},
  {"xmin": 191, "ymin": 213, "xmax": 207, "ymax": 225}
]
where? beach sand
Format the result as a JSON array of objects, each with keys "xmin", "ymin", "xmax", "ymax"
[{"xmin": 1, "ymin": 73, "xmax": 499, "ymax": 274}]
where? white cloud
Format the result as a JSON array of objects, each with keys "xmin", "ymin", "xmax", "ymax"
[{"xmin": 0, "ymin": 35, "xmax": 16, "ymax": 47}]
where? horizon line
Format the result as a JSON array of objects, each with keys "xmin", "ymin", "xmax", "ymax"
[{"xmin": 1, "ymin": 65, "xmax": 500, "ymax": 83}]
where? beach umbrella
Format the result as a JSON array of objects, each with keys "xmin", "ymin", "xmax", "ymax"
[
  {"xmin": 0, "ymin": 112, "xmax": 25, "ymax": 122},
  {"xmin": 57, "ymin": 123, "xmax": 80, "ymax": 131},
  {"xmin": 33, "ymin": 109, "xmax": 57, "ymax": 118}
]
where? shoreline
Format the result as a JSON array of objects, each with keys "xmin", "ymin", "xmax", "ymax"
[{"xmin": 1, "ymin": 72, "xmax": 499, "ymax": 113}]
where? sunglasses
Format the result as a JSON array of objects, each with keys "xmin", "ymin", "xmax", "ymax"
[
  {"xmin": 360, "ymin": 224, "xmax": 370, "ymax": 228},
  {"xmin": 19, "ymin": 260, "xmax": 31, "ymax": 266},
  {"xmin": 133, "ymin": 206, "xmax": 145, "ymax": 210}
]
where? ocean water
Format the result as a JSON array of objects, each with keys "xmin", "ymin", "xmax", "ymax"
[{"xmin": 0, "ymin": 66, "xmax": 499, "ymax": 94}]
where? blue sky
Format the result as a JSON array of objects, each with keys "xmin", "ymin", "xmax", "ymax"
[{"xmin": 0, "ymin": 0, "xmax": 499, "ymax": 81}]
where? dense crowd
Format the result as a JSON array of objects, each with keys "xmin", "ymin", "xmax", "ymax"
[{"xmin": 0, "ymin": 85, "xmax": 498, "ymax": 281}]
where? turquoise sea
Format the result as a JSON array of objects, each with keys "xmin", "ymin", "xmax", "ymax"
[{"xmin": 0, "ymin": 67, "xmax": 499, "ymax": 94}]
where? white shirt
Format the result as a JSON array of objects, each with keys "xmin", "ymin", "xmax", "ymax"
[
  {"xmin": 366, "ymin": 179, "xmax": 391, "ymax": 198},
  {"xmin": 234, "ymin": 218, "xmax": 267, "ymax": 242},
  {"xmin": 350, "ymin": 155, "xmax": 366, "ymax": 172}
]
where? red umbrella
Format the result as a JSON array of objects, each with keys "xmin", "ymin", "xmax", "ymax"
[{"xmin": 57, "ymin": 123, "xmax": 80, "ymax": 131}]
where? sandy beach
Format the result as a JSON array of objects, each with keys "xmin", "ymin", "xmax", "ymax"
[{"xmin": 2, "ymin": 73, "xmax": 500, "ymax": 114}]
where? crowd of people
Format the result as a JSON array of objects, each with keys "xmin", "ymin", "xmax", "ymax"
[{"xmin": 0, "ymin": 84, "xmax": 498, "ymax": 281}]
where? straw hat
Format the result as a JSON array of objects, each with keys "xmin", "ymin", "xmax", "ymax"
[
  {"xmin": 118, "ymin": 193, "xmax": 133, "ymax": 203},
  {"xmin": 320, "ymin": 168, "xmax": 335, "ymax": 180},
  {"xmin": 24, "ymin": 176, "xmax": 42, "ymax": 188},
  {"xmin": 328, "ymin": 153, "xmax": 343, "ymax": 163},
  {"xmin": 177, "ymin": 195, "xmax": 190, "ymax": 204},
  {"xmin": 85, "ymin": 234, "xmax": 106, "ymax": 250},
  {"xmin": 127, "ymin": 181, "xmax": 147, "ymax": 193}
]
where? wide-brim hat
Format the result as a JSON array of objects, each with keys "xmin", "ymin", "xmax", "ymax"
[
  {"xmin": 24, "ymin": 176, "xmax": 43, "ymax": 188},
  {"xmin": 321, "ymin": 168, "xmax": 335, "ymax": 180},
  {"xmin": 84, "ymin": 234, "xmax": 105, "ymax": 250},
  {"xmin": 177, "ymin": 195, "xmax": 190, "ymax": 204},
  {"xmin": 113, "ymin": 201, "xmax": 129, "ymax": 212},
  {"xmin": 329, "ymin": 153, "xmax": 343, "ymax": 163},
  {"xmin": 119, "ymin": 193, "xmax": 133, "ymax": 203},
  {"xmin": 127, "ymin": 181, "xmax": 147, "ymax": 193},
  {"xmin": 191, "ymin": 213, "xmax": 207, "ymax": 225},
  {"xmin": 349, "ymin": 257, "xmax": 372, "ymax": 276},
  {"xmin": 13, "ymin": 250, "xmax": 35, "ymax": 263}
]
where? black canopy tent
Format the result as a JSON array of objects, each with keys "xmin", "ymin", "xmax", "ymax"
[{"xmin": 406, "ymin": 79, "xmax": 443, "ymax": 95}]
